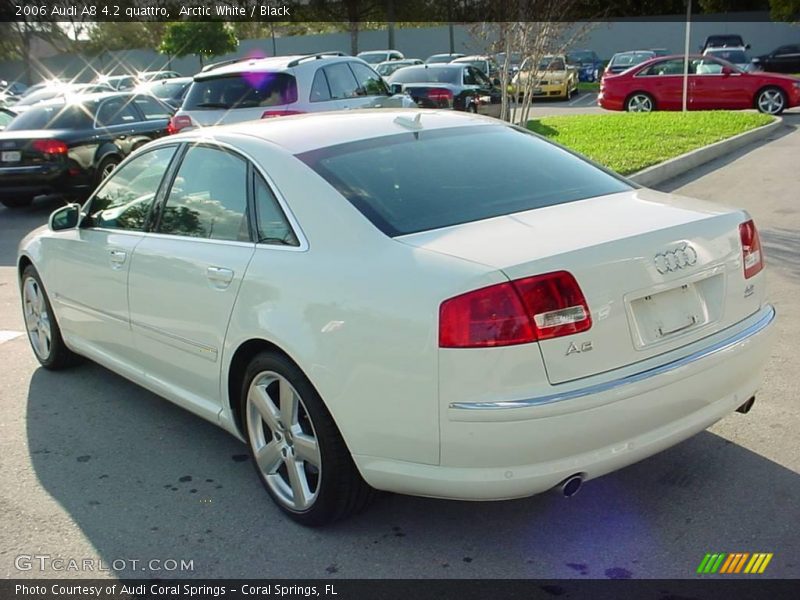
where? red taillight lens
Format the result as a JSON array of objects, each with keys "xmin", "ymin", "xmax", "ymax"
[
  {"xmin": 427, "ymin": 88, "xmax": 454, "ymax": 103},
  {"xmin": 739, "ymin": 219, "xmax": 764, "ymax": 279},
  {"xmin": 167, "ymin": 115, "xmax": 193, "ymax": 134},
  {"xmin": 261, "ymin": 110, "xmax": 305, "ymax": 119},
  {"xmin": 31, "ymin": 139, "xmax": 68, "ymax": 155},
  {"xmin": 439, "ymin": 271, "xmax": 591, "ymax": 348}
]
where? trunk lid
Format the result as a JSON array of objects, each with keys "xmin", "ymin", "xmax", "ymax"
[
  {"xmin": 0, "ymin": 129, "xmax": 70, "ymax": 169},
  {"xmin": 400, "ymin": 189, "xmax": 763, "ymax": 384}
]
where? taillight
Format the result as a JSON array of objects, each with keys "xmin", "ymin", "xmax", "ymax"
[
  {"xmin": 427, "ymin": 88, "xmax": 454, "ymax": 104},
  {"xmin": 31, "ymin": 139, "xmax": 68, "ymax": 155},
  {"xmin": 739, "ymin": 219, "xmax": 764, "ymax": 279},
  {"xmin": 439, "ymin": 271, "xmax": 591, "ymax": 348},
  {"xmin": 167, "ymin": 115, "xmax": 192, "ymax": 134},
  {"xmin": 261, "ymin": 110, "xmax": 305, "ymax": 119}
]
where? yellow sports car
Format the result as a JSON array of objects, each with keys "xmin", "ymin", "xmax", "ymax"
[{"xmin": 510, "ymin": 54, "xmax": 579, "ymax": 100}]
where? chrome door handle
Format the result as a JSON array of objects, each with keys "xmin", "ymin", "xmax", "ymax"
[
  {"xmin": 206, "ymin": 266, "xmax": 234, "ymax": 289},
  {"xmin": 109, "ymin": 249, "xmax": 127, "ymax": 268}
]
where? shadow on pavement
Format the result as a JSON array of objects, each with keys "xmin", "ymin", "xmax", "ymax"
[
  {"xmin": 0, "ymin": 196, "xmax": 66, "ymax": 267},
  {"xmin": 25, "ymin": 361, "xmax": 800, "ymax": 578}
]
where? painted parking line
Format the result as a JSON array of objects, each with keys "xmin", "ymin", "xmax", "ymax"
[
  {"xmin": 0, "ymin": 330, "xmax": 24, "ymax": 344},
  {"xmin": 569, "ymin": 92, "xmax": 598, "ymax": 107}
]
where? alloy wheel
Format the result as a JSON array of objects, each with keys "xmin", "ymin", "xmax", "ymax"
[
  {"xmin": 246, "ymin": 371, "xmax": 322, "ymax": 512},
  {"xmin": 627, "ymin": 94, "xmax": 653, "ymax": 112},
  {"xmin": 22, "ymin": 276, "xmax": 52, "ymax": 360},
  {"xmin": 101, "ymin": 162, "xmax": 117, "ymax": 179},
  {"xmin": 757, "ymin": 89, "xmax": 784, "ymax": 115}
]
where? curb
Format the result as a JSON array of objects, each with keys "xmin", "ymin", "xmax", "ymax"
[{"xmin": 629, "ymin": 116, "xmax": 783, "ymax": 187}]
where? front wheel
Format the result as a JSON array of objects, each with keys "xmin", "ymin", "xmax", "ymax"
[
  {"xmin": 626, "ymin": 92, "xmax": 655, "ymax": 112},
  {"xmin": 21, "ymin": 266, "xmax": 80, "ymax": 369},
  {"xmin": 242, "ymin": 352, "xmax": 374, "ymax": 526},
  {"xmin": 756, "ymin": 87, "xmax": 786, "ymax": 115}
]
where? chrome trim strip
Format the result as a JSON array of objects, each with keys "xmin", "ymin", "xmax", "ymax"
[
  {"xmin": 54, "ymin": 293, "xmax": 130, "ymax": 326},
  {"xmin": 131, "ymin": 319, "xmax": 219, "ymax": 362},
  {"xmin": 449, "ymin": 305, "xmax": 775, "ymax": 411}
]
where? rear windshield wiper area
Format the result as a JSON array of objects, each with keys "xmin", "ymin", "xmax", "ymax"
[{"xmin": 192, "ymin": 102, "xmax": 231, "ymax": 109}]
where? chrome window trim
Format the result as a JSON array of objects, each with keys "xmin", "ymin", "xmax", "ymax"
[
  {"xmin": 155, "ymin": 137, "xmax": 310, "ymax": 252},
  {"xmin": 449, "ymin": 304, "xmax": 775, "ymax": 411}
]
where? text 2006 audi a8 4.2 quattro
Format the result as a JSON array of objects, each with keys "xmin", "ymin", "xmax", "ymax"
[{"xmin": 17, "ymin": 110, "xmax": 774, "ymax": 525}]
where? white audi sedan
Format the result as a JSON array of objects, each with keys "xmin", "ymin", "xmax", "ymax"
[{"xmin": 17, "ymin": 110, "xmax": 774, "ymax": 525}]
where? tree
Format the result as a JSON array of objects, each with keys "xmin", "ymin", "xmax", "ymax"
[
  {"xmin": 86, "ymin": 22, "xmax": 167, "ymax": 55},
  {"xmin": 159, "ymin": 21, "xmax": 238, "ymax": 67}
]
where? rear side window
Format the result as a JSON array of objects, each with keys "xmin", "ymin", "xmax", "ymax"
[
  {"xmin": 133, "ymin": 95, "xmax": 172, "ymax": 120},
  {"xmin": 323, "ymin": 63, "xmax": 360, "ymax": 99},
  {"xmin": 159, "ymin": 146, "xmax": 249, "ymax": 242},
  {"xmin": 254, "ymin": 174, "xmax": 298, "ymax": 246},
  {"xmin": 96, "ymin": 98, "xmax": 140, "ymax": 127},
  {"xmin": 298, "ymin": 125, "xmax": 632, "ymax": 237},
  {"xmin": 6, "ymin": 104, "xmax": 93, "ymax": 131},
  {"xmin": 310, "ymin": 69, "xmax": 331, "ymax": 102},
  {"xmin": 183, "ymin": 74, "xmax": 298, "ymax": 110}
]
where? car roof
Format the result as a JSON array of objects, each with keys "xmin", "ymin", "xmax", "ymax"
[
  {"xmin": 195, "ymin": 54, "xmax": 356, "ymax": 79},
  {"xmin": 453, "ymin": 55, "xmax": 491, "ymax": 61},
  {"xmin": 26, "ymin": 91, "xmax": 156, "ymax": 109},
  {"xmin": 167, "ymin": 109, "xmax": 498, "ymax": 155}
]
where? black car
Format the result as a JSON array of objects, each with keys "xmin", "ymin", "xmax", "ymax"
[
  {"xmin": 753, "ymin": 44, "xmax": 800, "ymax": 74},
  {"xmin": 700, "ymin": 34, "xmax": 749, "ymax": 52},
  {"xmin": 387, "ymin": 64, "xmax": 502, "ymax": 117},
  {"xmin": 0, "ymin": 92, "xmax": 173, "ymax": 208},
  {"xmin": 135, "ymin": 77, "xmax": 193, "ymax": 109}
]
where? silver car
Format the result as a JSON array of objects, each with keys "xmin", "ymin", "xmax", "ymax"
[{"xmin": 171, "ymin": 53, "xmax": 416, "ymax": 132}]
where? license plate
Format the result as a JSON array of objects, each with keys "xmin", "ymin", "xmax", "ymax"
[
  {"xmin": 533, "ymin": 87, "xmax": 542, "ymax": 94},
  {"xmin": 1, "ymin": 151, "xmax": 21, "ymax": 162},
  {"xmin": 630, "ymin": 283, "xmax": 706, "ymax": 345}
]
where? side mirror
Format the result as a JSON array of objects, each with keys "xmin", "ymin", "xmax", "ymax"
[
  {"xmin": 492, "ymin": 78, "xmax": 501, "ymax": 86},
  {"xmin": 390, "ymin": 83, "xmax": 403, "ymax": 95},
  {"xmin": 721, "ymin": 65, "xmax": 734, "ymax": 76},
  {"xmin": 745, "ymin": 43, "xmax": 751, "ymax": 50},
  {"xmin": 48, "ymin": 203, "xmax": 81, "ymax": 231}
]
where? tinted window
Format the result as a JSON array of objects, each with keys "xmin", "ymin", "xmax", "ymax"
[
  {"xmin": 85, "ymin": 146, "xmax": 176, "ymax": 231},
  {"xmin": 159, "ymin": 146, "xmax": 249, "ymax": 242},
  {"xmin": 323, "ymin": 63, "xmax": 360, "ymax": 99},
  {"xmin": 310, "ymin": 69, "xmax": 331, "ymax": 102},
  {"xmin": 5, "ymin": 104, "xmax": 93, "ymax": 130},
  {"xmin": 183, "ymin": 74, "xmax": 298, "ymax": 110},
  {"xmin": 148, "ymin": 81, "xmax": 189, "ymax": 100},
  {"xmin": 639, "ymin": 59, "xmax": 687, "ymax": 76},
  {"xmin": 389, "ymin": 66, "xmax": 460, "ymax": 85},
  {"xmin": 133, "ymin": 95, "xmax": 171, "ymax": 120},
  {"xmin": 298, "ymin": 125, "xmax": 631, "ymax": 237},
  {"xmin": 463, "ymin": 67, "xmax": 478, "ymax": 85},
  {"xmin": 349, "ymin": 62, "xmax": 388, "ymax": 96},
  {"xmin": 96, "ymin": 98, "xmax": 140, "ymax": 127},
  {"xmin": 254, "ymin": 174, "xmax": 298, "ymax": 246}
]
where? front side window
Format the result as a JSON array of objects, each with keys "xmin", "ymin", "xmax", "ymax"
[
  {"xmin": 133, "ymin": 95, "xmax": 171, "ymax": 120},
  {"xmin": 84, "ymin": 146, "xmax": 177, "ymax": 231},
  {"xmin": 159, "ymin": 146, "xmax": 249, "ymax": 242},
  {"xmin": 638, "ymin": 59, "xmax": 687, "ymax": 76}
]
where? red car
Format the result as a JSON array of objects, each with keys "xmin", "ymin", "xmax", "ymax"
[{"xmin": 599, "ymin": 54, "xmax": 800, "ymax": 115}]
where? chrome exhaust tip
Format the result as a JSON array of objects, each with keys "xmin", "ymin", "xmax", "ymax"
[
  {"xmin": 558, "ymin": 474, "xmax": 584, "ymax": 498},
  {"xmin": 736, "ymin": 396, "xmax": 756, "ymax": 414}
]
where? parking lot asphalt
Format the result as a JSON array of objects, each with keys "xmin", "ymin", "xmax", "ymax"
[{"xmin": 0, "ymin": 114, "xmax": 798, "ymax": 580}]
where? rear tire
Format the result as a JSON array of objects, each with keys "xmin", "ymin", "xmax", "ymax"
[
  {"xmin": 94, "ymin": 156, "xmax": 120, "ymax": 187},
  {"xmin": 1, "ymin": 196, "xmax": 34, "ymax": 209},
  {"xmin": 21, "ymin": 265, "xmax": 80, "ymax": 370},
  {"xmin": 625, "ymin": 92, "xmax": 655, "ymax": 112},
  {"xmin": 241, "ymin": 351, "xmax": 374, "ymax": 526}
]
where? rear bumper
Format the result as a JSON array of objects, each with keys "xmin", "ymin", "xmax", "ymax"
[
  {"xmin": 0, "ymin": 165, "xmax": 89, "ymax": 199},
  {"xmin": 354, "ymin": 304, "xmax": 775, "ymax": 500},
  {"xmin": 597, "ymin": 90, "xmax": 625, "ymax": 110}
]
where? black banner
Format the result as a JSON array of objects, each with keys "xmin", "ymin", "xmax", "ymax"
[
  {"xmin": 0, "ymin": 0, "xmax": 794, "ymax": 23},
  {"xmin": 3, "ymin": 579, "xmax": 800, "ymax": 600}
]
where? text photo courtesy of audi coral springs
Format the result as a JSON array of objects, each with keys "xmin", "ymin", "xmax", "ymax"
[{"xmin": 17, "ymin": 105, "xmax": 774, "ymax": 524}]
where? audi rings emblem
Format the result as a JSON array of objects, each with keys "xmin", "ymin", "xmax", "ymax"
[{"xmin": 654, "ymin": 243, "xmax": 698, "ymax": 274}]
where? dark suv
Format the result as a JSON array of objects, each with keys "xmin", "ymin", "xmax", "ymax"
[{"xmin": 700, "ymin": 34, "xmax": 749, "ymax": 52}]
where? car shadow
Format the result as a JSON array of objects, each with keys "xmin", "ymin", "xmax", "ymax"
[
  {"xmin": 25, "ymin": 361, "xmax": 800, "ymax": 579},
  {"xmin": 760, "ymin": 226, "xmax": 800, "ymax": 285},
  {"xmin": 0, "ymin": 195, "xmax": 66, "ymax": 267}
]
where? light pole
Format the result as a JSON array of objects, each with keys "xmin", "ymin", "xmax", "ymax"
[{"xmin": 682, "ymin": 0, "xmax": 692, "ymax": 112}]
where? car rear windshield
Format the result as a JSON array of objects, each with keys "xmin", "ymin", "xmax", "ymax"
[
  {"xmin": 183, "ymin": 73, "xmax": 298, "ymax": 110},
  {"xmin": 390, "ymin": 66, "xmax": 460, "ymax": 84},
  {"xmin": 297, "ymin": 125, "xmax": 632, "ymax": 237},
  {"xmin": 6, "ymin": 104, "xmax": 93, "ymax": 130}
]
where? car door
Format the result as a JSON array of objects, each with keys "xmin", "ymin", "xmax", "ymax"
[
  {"xmin": 690, "ymin": 58, "xmax": 743, "ymax": 109},
  {"xmin": 94, "ymin": 97, "xmax": 143, "ymax": 156},
  {"xmin": 47, "ymin": 145, "xmax": 178, "ymax": 359},
  {"xmin": 316, "ymin": 62, "xmax": 364, "ymax": 111},
  {"xmin": 126, "ymin": 144, "xmax": 255, "ymax": 418},
  {"xmin": 471, "ymin": 67, "xmax": 502, "ymax": 117},
  {"xmin": 634, "ymin": 58, "xmax": 685, "ymax": 110}
]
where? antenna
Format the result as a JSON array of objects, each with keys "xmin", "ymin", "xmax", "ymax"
[{"xmin": 393, "ymin": 113, "xmax": 423, "ymax": 131}]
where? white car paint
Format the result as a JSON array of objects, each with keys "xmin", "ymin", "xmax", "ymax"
[{"xmin": 18, "ymin": 110, "xmax": 774, "ymax": 512}]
